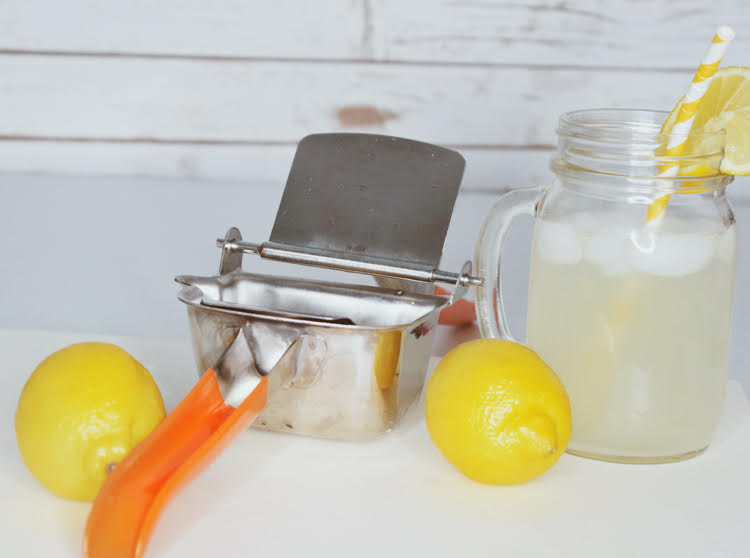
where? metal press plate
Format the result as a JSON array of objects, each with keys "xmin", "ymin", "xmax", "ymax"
[{"xmin": 270, "ymin": 133, "xmax": 466, "ymax": 268}]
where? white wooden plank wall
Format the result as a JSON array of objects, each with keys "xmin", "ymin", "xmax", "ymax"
[{"xmin": 0, "ymin": 0, "xmax": 748, "ymax": 192}]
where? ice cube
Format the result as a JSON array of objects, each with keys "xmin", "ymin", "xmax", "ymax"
[
  {"xmin": 583, "ymin": 226, "xmax": 632, "ymax": 276},
  {"xmin": 535, "ymin": 221, "xmax": 582, "ymax": 265},
  {"xmin": 628, "ymin": 230, "xmax": 715, "ymax": 277}
]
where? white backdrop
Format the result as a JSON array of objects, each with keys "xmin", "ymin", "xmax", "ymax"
[{"xmin": 1, "ymin": 0, "xmax": 749, "ymax": 386}]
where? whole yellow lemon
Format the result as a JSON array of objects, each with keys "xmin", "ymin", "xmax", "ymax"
[
  {"xmin": 425, "ymin": 339, "xmax": 571, "ymax": 485},
  {"xmin": 15, "ymin": 342, "xmax": 166, "ymax": 501}
]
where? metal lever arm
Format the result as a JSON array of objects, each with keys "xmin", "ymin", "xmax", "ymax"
[{"xmin": 217, "ymin": 238, "xmax": 483, "ymax": 288}]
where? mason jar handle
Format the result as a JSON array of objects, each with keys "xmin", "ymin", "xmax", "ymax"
[{"xmin": 473, "ymin": 187, "xmax": 544, "ymax": 341}]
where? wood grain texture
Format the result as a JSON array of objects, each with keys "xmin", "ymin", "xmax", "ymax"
[
  {"xmin": 0, "ymin": 0, "xmax": 370, "ymax": 59},
  {"xmin": 0, "ymin": 55, "xmax": 691, "ymax": 144},
  {"xmin": 1, "ymin": 0, "xmax": 747, "ymax": 68},
  {"xmin": 2, "ymin": 54, "xmax": 747, "ymax": 196},
  {"xmin": 2, "ymin": 140, "xmax": 746, "ymax": 199},
  {"xmin": 1, "ymin": 1, "xmax": 747, "ymax": 191},
  {"xmin": 373, "ymin": 0, "xmax": 750, "ymax": 68},
  {"xmin": 0, "ymin": 141, "xmax": 557, "ymax": 191}
]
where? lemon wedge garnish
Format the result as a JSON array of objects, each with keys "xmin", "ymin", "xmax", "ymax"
[{"xmin": 662, "ymin": 66, "xmax": 750, "ymax": 176}]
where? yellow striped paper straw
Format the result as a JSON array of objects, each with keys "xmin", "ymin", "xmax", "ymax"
[{"xmin": 646, "ymin": 25, "xmax": 735, "ymax": 223}]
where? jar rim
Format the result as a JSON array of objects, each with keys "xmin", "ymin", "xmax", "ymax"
[
  {"xmin": 554, "ymin": 108, "xmax": 730, "ymax": 186},
  {"xmin": 558, "ymin": 108, "xmax": 726, "ymax": 143}
]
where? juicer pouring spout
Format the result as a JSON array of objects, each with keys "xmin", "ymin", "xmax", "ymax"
[{"xmin": 83, "ymin": 327, "xmax": 299, "ymax": 558}]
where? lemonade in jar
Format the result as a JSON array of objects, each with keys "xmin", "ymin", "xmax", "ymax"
[
  {"xmin": 525, "ymin": 167, "xmax": 736, "ymax": 461},
  {"xmin": 474, "ymin": 107, "xmax": 740, "ymax": 463}
]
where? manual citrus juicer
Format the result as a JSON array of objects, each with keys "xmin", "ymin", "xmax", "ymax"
[{"xmin": 83, "ymin": 133, "xmax": 483, "ymax": 558}]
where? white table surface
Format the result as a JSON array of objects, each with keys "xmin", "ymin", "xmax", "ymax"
[{"xmin": 2, "ymin": 328, "xmax": 749, "ymax": 558}]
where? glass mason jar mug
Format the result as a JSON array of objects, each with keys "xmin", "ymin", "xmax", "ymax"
[{"xmin": 474, "ymin": 109, "xmax": 737, "ymax": 463}]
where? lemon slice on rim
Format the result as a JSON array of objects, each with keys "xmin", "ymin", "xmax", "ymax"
[{"xmin": 662, "ymin": 66, "xmax": 750, "ymax": 176}]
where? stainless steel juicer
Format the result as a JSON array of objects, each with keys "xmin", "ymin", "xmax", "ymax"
[
  {"xmin": 175, "ymin": 133, "xmax": 482, "ymax": 441},
  {"xmin": 84, "ymin": 133, "xmax": 486, "ymax": 558}
]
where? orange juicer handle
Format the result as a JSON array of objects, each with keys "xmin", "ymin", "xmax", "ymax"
[{"xmin": 83, "ymin": 369, "xmax": 268, "ymax": 558}]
